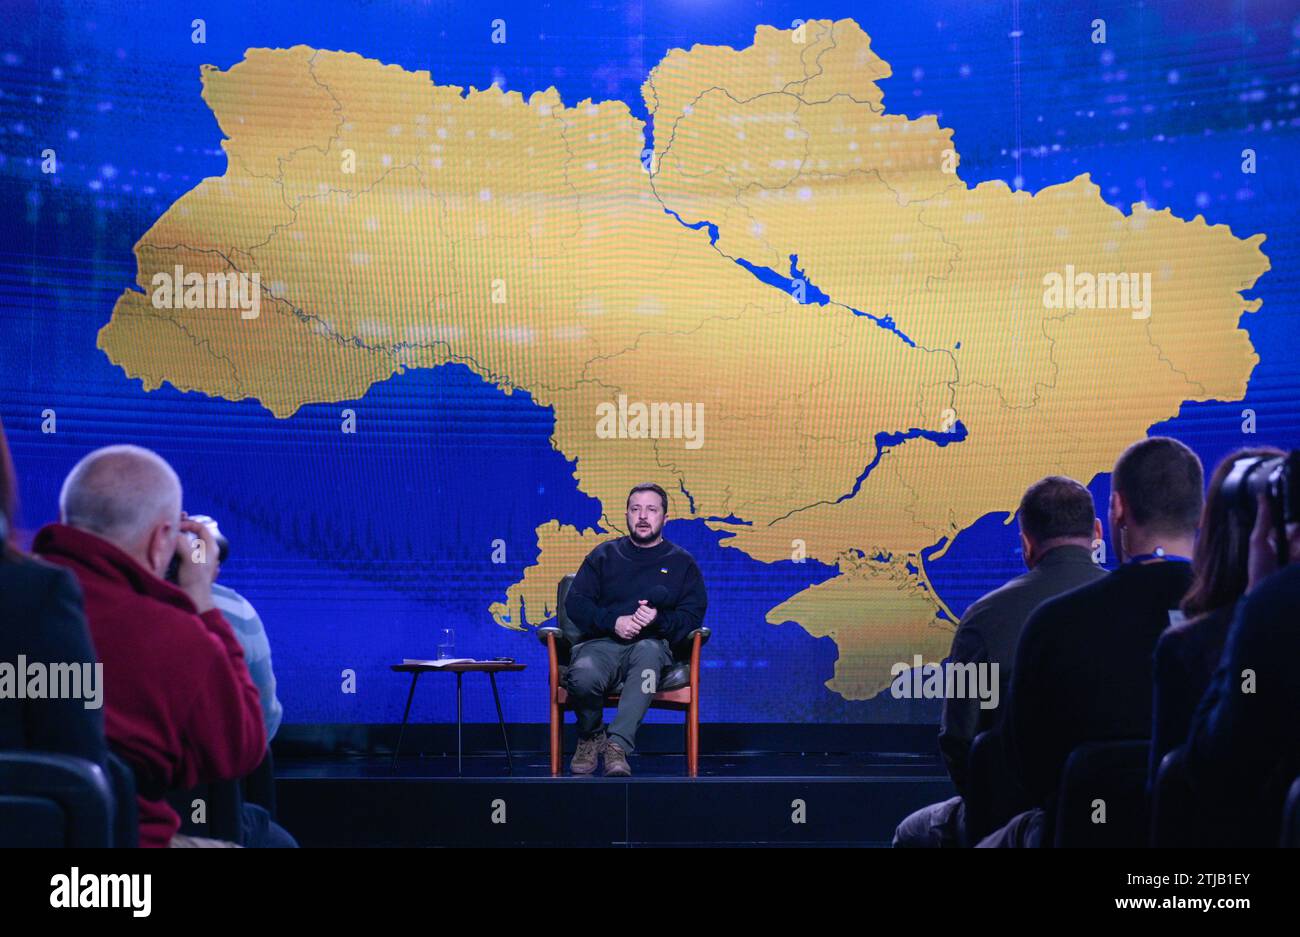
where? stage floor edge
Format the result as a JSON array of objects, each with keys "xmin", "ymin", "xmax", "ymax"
[{"xmin": 275, "ymin": 751, "xmax": 954, "ymax": 847}]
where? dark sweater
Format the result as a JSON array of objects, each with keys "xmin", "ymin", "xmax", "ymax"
[
  {"xmin": 564, "ymin": 536, "xmax": 707, "ymax": 645},
  {"xmin": 0, "ymin": 553, "xmax": 107, "ymax": 766},
  {"xmin": 1184, "ymin": 565, "xmax": 1300, "ymax": 845},
  {"xmin": 939, "ymin": 545, "xmax": 1107, "ymax": 795},
  {"xmin": 1005, "ymin": 559, "xmax": 1193, "ymax": 805}
]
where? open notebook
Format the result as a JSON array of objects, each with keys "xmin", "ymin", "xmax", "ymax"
[{"xmin": 401, "ymin": 658, "xmax": 475, "ymax": 667}]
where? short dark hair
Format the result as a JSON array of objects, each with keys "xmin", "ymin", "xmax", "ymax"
[
  {"xmin": 1018, "ymin": 475, "xmax": 1096, "ymax": 543},
  {"xmin": 627, "ymin": 482, "xmax": 668, "ymax": 513},
  {"xmin": 1112, "ymin": 436, "xmax": 1204, "ymax": 535}
]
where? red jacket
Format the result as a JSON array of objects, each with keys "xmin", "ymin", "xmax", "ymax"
[{"xmin": 34, "ymin": 524, "xmax": 266, "ymax": 847}]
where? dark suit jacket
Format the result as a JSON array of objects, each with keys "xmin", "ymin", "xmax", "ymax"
[
  {"xmin": 0, "ymin": 552, "xmax": 107, "ymax": 765},
  {"xmin": 939, "ymin": 545, "xmax": 1107, "ymax": 795},
  {"xmin": 1004, "ymin": 560, "xmax": 1193, "ymax": 807}
]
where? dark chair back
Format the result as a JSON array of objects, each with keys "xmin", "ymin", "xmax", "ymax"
[
  {"xmin": 1281, "ymin": 776, "xmax": 1300, "ymax": 848},
  {"xmin": 242, "ymin": 748, "xmax": 277, "ymax": 818},
  {"xmin": 0, "ymin": 752, "xmax": 113, "ymax": 847},
  {"xmin": 1150, "ymin": 746, "xmax": 1205, "ymax": 847},
  {"xmin": 105, "ymin": 751, "xmax": 139, "ymax": 848},
  {"xmin": 1151, "ymin": 746, "xmax": 1272, "ymax": 847},
  {"xmin": 1052, "ymin": 740, "xmax": 1149, "ymax": 848},
  {"xmin": 965, "ymin": 730, "xmax": 1033, "ymax": 845},
  {"xmin": 554, "ymin": 575, "xmax": 585, "ymax": 656}
]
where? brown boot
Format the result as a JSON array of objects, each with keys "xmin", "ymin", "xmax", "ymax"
[
  {"xmin": 603, "ymin": 738, "xmax": 631, "ymax": 777},
  {"xmin": 570, "ymin": 731, "xmax": 605, "ymax": 775}
]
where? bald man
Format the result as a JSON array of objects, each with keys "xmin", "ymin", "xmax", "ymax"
[{"xmin": 34, "ymin": 445, "xmax": 272, "ymax": 847}]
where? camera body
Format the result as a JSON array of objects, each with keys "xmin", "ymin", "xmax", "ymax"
[
  {"xmin": 1222, "ymin": 451, "xmax": 1300, "ymax": 566},
  {"xmin": 164, "ymin": 513, "xmax": 230, "ymax": 584}
]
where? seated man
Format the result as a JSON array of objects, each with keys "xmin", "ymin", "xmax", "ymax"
[
  {"xmin": 893, "ymin": 476, "xmax": 1106, "ymax": 847},
  {"xmin": 197, "ymin": 514, "xmax": 284, "ymax": 742},
  {"xmin": 34, "ymin": 444, "xmax": 282, "ymax": 847},
  {"xmin": 563, "ymin": 482, "xmax": 707, "ymax": 776},
  {"xmin": 1181, "ymin": 485, "xmax": 1300, "ymax": 846},
  {"xmin": 212, "ymin": 580, "xmax": 283, "ymax": 742},
  {"xmin": 982, "ymin": 436, "xmax": 1204, "ymax": 847}
]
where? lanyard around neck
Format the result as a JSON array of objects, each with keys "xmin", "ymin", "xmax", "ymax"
[{"xmin": 1125, "ymin": 547, "xmax": 1192, "ymax": 566}]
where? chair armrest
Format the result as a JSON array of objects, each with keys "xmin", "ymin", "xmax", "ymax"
[
  {"xmin": 539, "ymin": 624, "xmax": 574, "ymax": 669},
  {"xmin": 544, "ymin": 630, "xmax": 560, "ymax": 693},
  {"xmin": 685, "ymin": 626, "xmax": 711, "ymax": 648},
  {"xmin": 688, "ymin": 629, "xmax": 705, "ymax": 694}
]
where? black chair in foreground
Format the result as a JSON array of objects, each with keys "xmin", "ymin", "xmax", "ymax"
[
  {"xmin": 1150, "ymin": 746, "xmax": 1266, "ymax": 847},
  {"xmin": 105, "ymin": 751, "xmax": 139, "ymax": 848},
  {"xmin": 242, "ymin": 748, "xmax": 277, "ymax": 819},
  {"xmin": 0, "ymin": 751, "xmax": 113, "ymax": 847},
  {"xmin": 540, "ymin": 574, "xmax": 710, "ymax": 777},
  {"xmin": 1281, "ymin": 776, "xmax": 1300, "ymax": 848},
  {"xmin": 1149, "ymin": 747, "xmax": 1199, "ymax": 848},
  {"xmin": 1052, "ymin": 740, "xmax": 1150, "ymax": 848},
  {"xmin": 965, "ymin": 729, "xmax": 1034, "ymax": 845}
]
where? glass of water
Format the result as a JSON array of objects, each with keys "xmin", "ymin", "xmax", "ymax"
[{"xmin": 437, "ymin": 628, "xmax": 455, "ymax": 660}]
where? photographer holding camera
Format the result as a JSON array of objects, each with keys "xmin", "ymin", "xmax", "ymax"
[
  {"xmin": 34, "ymin": 445, "xmax": 272, "ymax": 847},
  {"xmin": 1182, "ymin": 451, "xmax": 1300, "ymax": 846}
]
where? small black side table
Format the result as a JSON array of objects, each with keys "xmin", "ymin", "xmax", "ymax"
[{"xmin": 390, "ymin": 661, "xmax": 526, "ymax": 775}]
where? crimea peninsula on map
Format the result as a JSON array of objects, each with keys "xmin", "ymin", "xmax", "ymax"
[{"xmin": 98, "ymin": 19, "xmax": 1269, "ymax": 700}]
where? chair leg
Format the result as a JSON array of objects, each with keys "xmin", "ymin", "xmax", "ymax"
[
  {"xmin": 687, "ymin": 698, "xmax": 699, "ymax": 778},
  {"xmin": 686, "ymin": 631, "xmax": 702, "ymax": 778},
  {"xmin": 550, "ymin": 699, "xmax": 561, "ymax": 777}
]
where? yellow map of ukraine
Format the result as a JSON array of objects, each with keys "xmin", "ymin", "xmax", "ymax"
[{"xmin": 98, "ymin": 19, "xmax": 1269, "ymax": 700}]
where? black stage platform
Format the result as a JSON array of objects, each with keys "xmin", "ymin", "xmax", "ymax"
[{"xmin": 275, "ymin": 740, "xmax": 953, "ymax": 847}]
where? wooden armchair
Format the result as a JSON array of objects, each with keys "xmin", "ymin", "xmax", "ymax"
[{"xmin": 538, "ymin": 574, "xmax": 709, "ymax": 777}]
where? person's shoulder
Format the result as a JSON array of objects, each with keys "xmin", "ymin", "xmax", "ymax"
[
  {"xmin": 2, "ymin": 550, "xmax": 73, "ymax": 582},
  {"xmin": 1252, "ymin": 563, "xmax": 1300, "ymax": 600},
  {"xmin": 1239, "ymin": 565, "xmax": 1300, "ymax": 628},
  {"xmin": 211, "ymin": 581, "xmax": 257, "ymax": 620},
  {"xmin": 588, "ymin": 536, "xmax": 627, "ymax": 560},
  {"xmin": 956, "ymin": 586, "xmax": 1018, "ymax": 643},
  {"xmin": 1016, "ymin": 572, "xmax": 1111, "ymax": 649},
  {"xmin": 969, "ymin": 559, "xmax": 1103, "ymax": 625},
  {"xmin": 964, "ymin": 566, "xmax": 1040, "ymax": 619},
  {"xmin": 662, "ymin": 539, "xmax": 699, "ymax": 566},
  {"xmin": 1040, "ymin": 565, "xmax": 1117, "ymax": 611},
  {"xmin": 0, "ymin": 553, "xmax": 82, "ymax": 610}
]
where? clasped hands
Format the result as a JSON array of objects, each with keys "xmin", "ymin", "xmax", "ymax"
[{"xmin": 614, "ymin": 600, "xmax": 657, "ymax": 640}]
